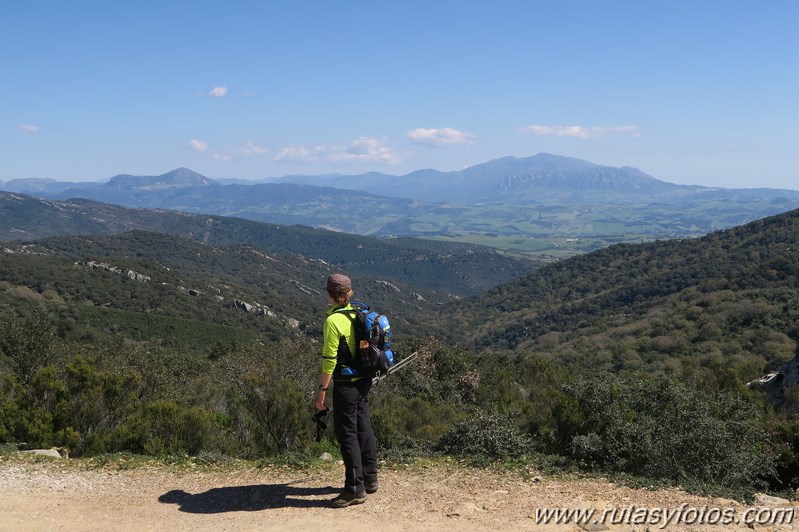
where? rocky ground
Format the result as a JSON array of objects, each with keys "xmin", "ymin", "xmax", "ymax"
[{"xmin": 1, "ymin": 454, "xmax": 797, "ymax": 531}]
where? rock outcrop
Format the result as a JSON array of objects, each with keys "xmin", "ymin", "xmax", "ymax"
[
  {"xmin": 749, "ymin": 346, "xmax": 799, "ymax": 407},
  {"xmin": 77, "ymin": 260, "xmax": 150, "ymax": 283}
]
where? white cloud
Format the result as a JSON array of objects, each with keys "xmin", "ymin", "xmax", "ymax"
[
  {"xmin": 275, "ymin": 137, "xmax": 400, "ymax": 165},
  {"xmin": 275, "ymin": 145, "xmax": 320, "ymax": 162},
  {"xmin": 20, "ymin": 124, "xmax": 39, "ymax": 134},
  {"xmin": 330, "ymin": 137, "xmax": 400, "ymax": 164},
  {"xmin": 209, "ymin": 85, "xmax": 228, "ymax": 97},
  {"xmin": 188, "ymin": 139, "xmax": 267, "ymax": 162},
  {"xmin": 522, "ymin": 124, "xmax": 640, "ymax": 139},
  {"xmin": 407, "ymin": 127, "xmax": 475, "ymax": 146},
  {"xmin": 188, "ymin": 139, "xmax": 209, "ymax": 152},
  {"xmin": 236, "ymin": 141, "xmax": 267, "ymax": 156}
]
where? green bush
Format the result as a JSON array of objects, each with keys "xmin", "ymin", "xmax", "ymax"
[
  {"xmin": 57, "ymin": 356, "xmax": 143, "ymax": 454},
  {"xmin": 489, "ymin": 355, "xmax": 584, "ymax": 452},
  {"xmin": 383, "ymin": 341, "xmax": 480, "ymax": 405},
  {"xmin": 0, "ymin": 312, "xmax": 57, "ymax": 384},
  {"xmin": 113, "ymin": 400, "xmax": 227, "ymax": 456},
  {"xmin": 236, "ymin": 370, "xmax": 311, "ymax": 456},
  {"xmin": 767, "ymin": 415, "xmax": 799, "ymax": 492},
  {"xmin": 0, "ymin": 374, "xmax": 22, "ymax": 442},
  {"xmin": 0, "ymin": 371, "xmax": 56, "ymax": 448},
  {"xmin": 566, "ymin": 372, "xmax": 774, "ymax": 490},
  {"xmin": 371, "ymin": 390, "xmax": 464, "ymax": 450},
  {"xmin": 436, "ymin": 411, "xmax": 535, "ymax": 462}
]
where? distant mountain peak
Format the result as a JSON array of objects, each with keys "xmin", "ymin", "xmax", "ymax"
[
  {"xmin": 457, "ymin": 153, "xmax": 598, "ymax": 180},
  {"xmin": 160, "ymin": 167, "xmax": 210, "ymax": 182},
  {"xmin": 2, "ymin": 177, "xmax": 58, "ymax": 193},
  {"xmin": 108, "ymin": 168, "xmax": 216, "ymax": 189},
  {"xmin": 523, "ymin": 152, "xmax": 598, "ymax": 168}
]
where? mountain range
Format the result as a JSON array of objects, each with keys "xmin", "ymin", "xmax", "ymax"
[
  {"xmin": 4, "ymin": 154, "xmax": 799, "ymax": 257},
  {"xmin": 275, "ymin": 153, "xmax": 706, "ymax": 204}
]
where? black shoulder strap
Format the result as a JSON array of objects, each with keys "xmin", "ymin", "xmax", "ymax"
[{"xmin": 331, "ymin": 308, "xmax": 358, "ymax": 370}]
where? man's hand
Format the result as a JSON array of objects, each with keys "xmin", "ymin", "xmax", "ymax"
[{"xmin": 314, "ymin": 390, "xmax": 327, "ymax": 412}]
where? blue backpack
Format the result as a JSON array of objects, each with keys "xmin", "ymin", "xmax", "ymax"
[{"xmin": 334, "ymin": 301, "xmax": 394, "ymax": 378}]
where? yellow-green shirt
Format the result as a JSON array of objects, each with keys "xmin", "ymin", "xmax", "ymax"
[{"xmin": 321, "ymin": 303, "xmax": 358, "ymax": 377}]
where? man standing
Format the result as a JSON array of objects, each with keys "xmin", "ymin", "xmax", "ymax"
[{"xmin": 315, "ymin": 274, "xmax": 378, "ymax": 508}]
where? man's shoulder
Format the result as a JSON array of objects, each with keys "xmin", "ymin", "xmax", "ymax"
[
  {"xmin": 325, "ymin": 306, "xmax": 355, "ymax": 325},
  {"xmin": 327, "ymin": 304, "xmax": 354, "ymax": 316}
]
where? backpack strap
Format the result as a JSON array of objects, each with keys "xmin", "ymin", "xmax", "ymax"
[{"xmin": 331, "ymin": 308, "xmax": 358, "ymax": 377}]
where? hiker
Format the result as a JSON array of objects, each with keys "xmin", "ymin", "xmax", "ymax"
[{"xmin": 315, "ymin": 273, "xmax": 378, "ymax": 508}]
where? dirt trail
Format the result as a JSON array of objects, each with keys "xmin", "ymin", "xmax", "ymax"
[{"xmin": 1, "ymin": 458, "xmax": 795, "ymax": 531}]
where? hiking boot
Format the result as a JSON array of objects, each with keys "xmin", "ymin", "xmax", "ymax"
[
  {"xmin": 330, "ymin": 490, "xmax": 367, "ymax": 508},
  {"xmin": 365, "ymin": 480, "xmax": 379, "ymax": 494}
]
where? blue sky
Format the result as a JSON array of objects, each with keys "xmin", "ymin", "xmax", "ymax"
[{"xmin": 3, "ymin": 1, "xmax": 798, "ymax": 188}]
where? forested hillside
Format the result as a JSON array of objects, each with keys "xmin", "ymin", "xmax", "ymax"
[
  {"xmin": 441, "ymin": 208, "xmax": 799, "ymax": 381},
  {"xmin": 0, "ymin": 230, "xmax": 459, "ymax": 349},
  {"xmin": 0, "ymin": 192, "xmax": 536, "ymax": 294}
]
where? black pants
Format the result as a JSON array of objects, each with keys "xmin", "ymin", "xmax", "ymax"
[{"xmin": 333, "ymin": 378, "xmax": 377, "ymax": 494}]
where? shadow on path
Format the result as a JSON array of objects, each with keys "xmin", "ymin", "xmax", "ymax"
[{"xmin": 158, "ymin": 481, "xmax": 340, "ymax": 512}]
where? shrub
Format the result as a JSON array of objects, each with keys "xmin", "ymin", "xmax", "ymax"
[
  {"xmin": 566, "ymin": 372, "xmax": 774, "ymax": 490},
  {"xmin": 113, "ymin": 400, "xmax": 225, "ymax": 456},
  {"xmin": 0, "ymin": 373, "xmax": 53, "ymax": 446},
  {"xmin": 436, "ymin": 411, "xmax": 534, "ymax": 462},
  {"xmin": 385, "ymin": 340, "xmax": 480, "ymax": 404},
  {"xmin": 236, "ymin": 370, "xmax": 311, "ymax": 456},
  {"xmin": 0, "ymin": 312, "xmax": 56, "ymax": 383},
  {"xmin": 371, "ymin": 390, "xmax": 464, "ymax": 451},
  {"xmin": 58, "ymin": 356, "xmax": 144, "ymax": 454}
]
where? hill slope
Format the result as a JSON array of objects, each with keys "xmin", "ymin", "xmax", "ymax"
[
  {"xmin": 0, "ymin": 229, "xmax": 470, "ymax": 352},
  {"xmin": 441, "ymin": 208, "xmax": 799, "ymax": 378},
  {"xmin": 0, "ymin": 192, "xmax": 536, "ymax": 296}
]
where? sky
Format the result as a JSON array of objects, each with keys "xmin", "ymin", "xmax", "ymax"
[{"xmin": 3, "ymin": 1, "xmax": 798, "ymax": 189}]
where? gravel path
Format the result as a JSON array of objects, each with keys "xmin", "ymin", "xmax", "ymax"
[{"xmin": 1, "ymin": 457, "xmax": 796, "ymax": 531}]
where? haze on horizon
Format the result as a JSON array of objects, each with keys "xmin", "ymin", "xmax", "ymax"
[{"xmin": 3, "ymin": 1, "xmax": 797, "ymax": 190}]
